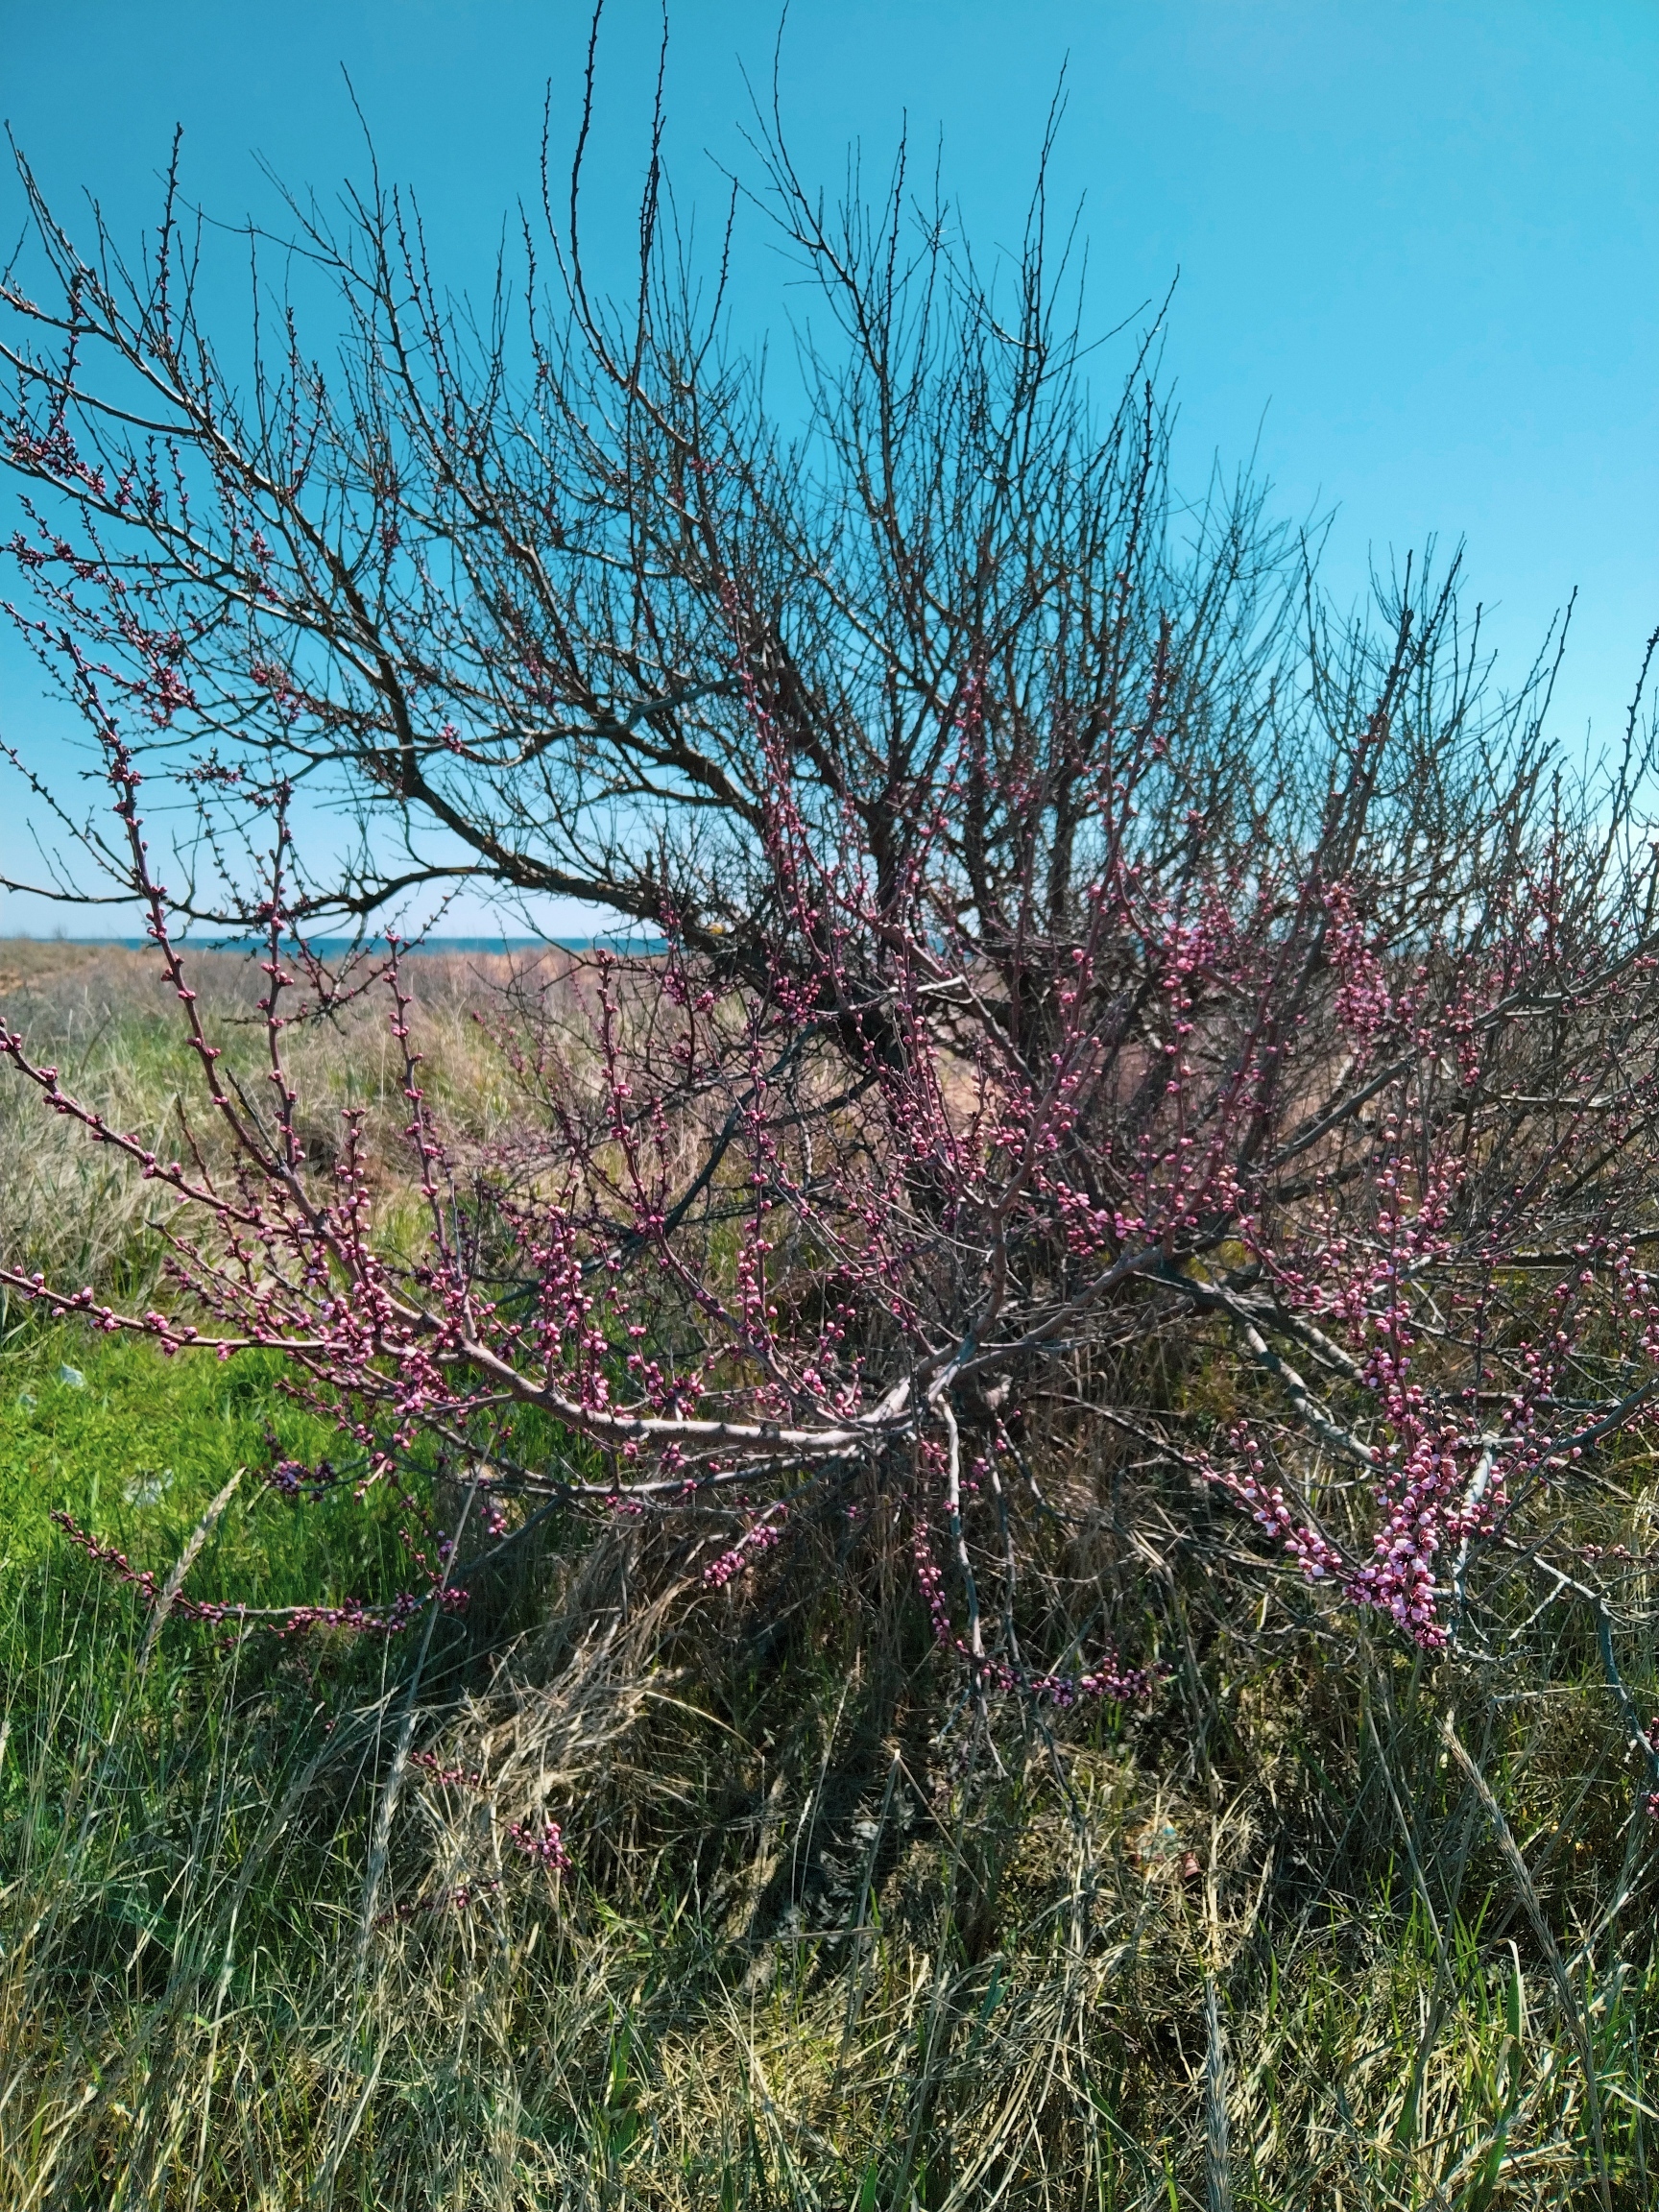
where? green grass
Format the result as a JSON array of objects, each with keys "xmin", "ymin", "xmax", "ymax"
[{"xmin": 3, "ymin": 1330, "xmax": 360, "ymax": 1585}]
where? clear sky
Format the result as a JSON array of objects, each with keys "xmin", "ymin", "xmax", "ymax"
[{"xmin": 1, "ymin": 0, "xmax": 1654, "ymax": 936}]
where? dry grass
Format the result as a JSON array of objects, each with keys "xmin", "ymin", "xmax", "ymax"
[
  {"xmin": 4, "ymin": 939, "xmax": 1659, "ymax": 2208},
  {"xmin": 6, "ymin": 1522, "xmax": 1659, "ymax": 2209},
  {"xmin": 0, "ymin": 937, "xmax": 568, "ymax": 1293}
]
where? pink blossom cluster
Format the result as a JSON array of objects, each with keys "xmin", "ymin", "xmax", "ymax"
[
  {"xmin": 507, "ymin": 1816, "xmax": 573, "ymax": 1874},
  {"xmin": 703, "ymin": 1503, "xmax": 787, "ymax": 1589},
  {"xmin": 410, "ymin": 1749, "xmax": 484, "ymax": 1791}
]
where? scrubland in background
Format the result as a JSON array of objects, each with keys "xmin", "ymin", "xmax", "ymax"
[{"xmin": 2, "ymin": 939, "xmax": 1657, "ymax": 2211}]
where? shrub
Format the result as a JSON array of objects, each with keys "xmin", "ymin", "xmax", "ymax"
[{"xmin": 3, "ymin": 68, "xmax": 1659, "ymax": 1806}]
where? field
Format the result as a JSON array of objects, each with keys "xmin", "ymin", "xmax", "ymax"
[{"xmin": 4, "ymin": 939, "xmax": 1659, "ymax": 2210}]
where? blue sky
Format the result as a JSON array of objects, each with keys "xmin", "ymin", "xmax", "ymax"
[{"xmin": 1, "ymin": 0, "xmax": 1654, "ymax": 935}]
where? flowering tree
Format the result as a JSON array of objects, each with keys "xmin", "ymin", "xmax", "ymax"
[{"xmin": 4, "ymin": 84, "xmax": 1659, "ymax": 1770}]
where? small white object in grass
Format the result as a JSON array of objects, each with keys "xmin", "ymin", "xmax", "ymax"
[
  {"xmin": 124, "ymin": 1469, "xmax": 173, "ymax": 1508},
  {"xmin": 56, "ymin": 1363, "xmax": 85, "ymax": 1389},
  {"xmin": 16, "ymin": 1390, "xmax": 36, "ymax": 1412}
]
